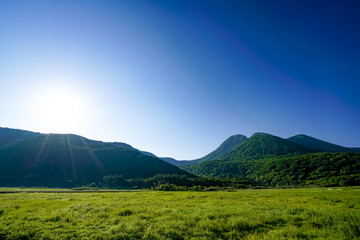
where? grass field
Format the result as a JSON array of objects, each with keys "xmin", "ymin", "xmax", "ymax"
[{"xmin": 0, "ymin": 187, "xmax": 359, "ymax": 239}]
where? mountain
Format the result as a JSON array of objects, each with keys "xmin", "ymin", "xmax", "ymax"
[
  {"xmin": 161, "ymin": 157, "xmax": 179, "ymax": 165},
  {"xmin": 221, "ymin": 133, "xmax": 311, "ymax": 162},
  {"xmin": 1, "ymin": 127, "xmax": 358, "ymax": 188},
  {"xmin": 162, "ymin": 134, "xmax": 248, "ymax": 166},
  {"xmin": 140, "ymin": 151, "xmax": 158, "ymax": 158},
  {"xmin": 181, "ymin": 133, "xmax": 359, "ymax": 186},
  {"xmin": 287, "ymin": 134, "xmax": 354, "ymax": 152},
  {"xmin": 350, "ymin": 147, "xmax": 360, "ymax": 153},
  {"xmin": 0, "ymin": 132, "xmax": 192, "ymax": 187},
  {"xmin": 0, "ymin": 127, "xmax": 42, "ymax": 147},
  {"xmin": 160, "ymin": 158, "xmax": 195, "ymax": 166},
  {"xmin": 111, "ymin": 142, "xmax": 159, "ymax": 158},
  {"xmin": 111, "ymin": 141, "xmax": 136, "ymax": 150},
  {"xmin": 182, "ymin": 133, "xmax": 312, "ymax": 178}
]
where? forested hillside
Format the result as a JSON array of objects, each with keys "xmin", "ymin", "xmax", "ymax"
[
  {"xmin": 181, "ymin": 134, "xmax": 359, "ymax": 187},
  {"xmin": 249, "ymin": 152, "xmax": 360, "ymax": 186},
  {"xmin": 0, "ymin": 133, "xmax": 192, "ymax": 187},
  {"xmin": 182, "ymin": 134, "xmax": 312, "ymax": 177},
  {"xmin": 0, "ymin": 128, "xmax": 358, "ymax": 188},
  {"xmin": 0, "ymin": 127, "xmax": 42, "ymax": 147}
]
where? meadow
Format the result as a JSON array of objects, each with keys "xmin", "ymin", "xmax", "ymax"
[{"xmin": 0, "ymin": 187, "xmax": 359, "ymax": 239}]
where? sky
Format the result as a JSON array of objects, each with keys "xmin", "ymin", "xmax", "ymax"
[{"xmin": 0, "ymin": 0, "xmax": 359, "ymax": 159}]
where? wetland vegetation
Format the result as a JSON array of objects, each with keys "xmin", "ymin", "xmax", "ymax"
[{"xmin": 0, "ymin": 187, "xmax": 359, "ymax": 239}]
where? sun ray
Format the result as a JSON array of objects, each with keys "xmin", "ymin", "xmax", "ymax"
[
  {"xmin": 80, "ymin": 137, "xmax": 105, "ymax": 174},
  {"xmin": 32, "ymin": 86, "xmax": 89, "ymax": 134},
  {"xmin": 33, "ymin": 134, "xmax": 50, "ymax": 167},
  {"xmin": 66, "ymin": 135, "xmax": 77, "ymax": 182}
]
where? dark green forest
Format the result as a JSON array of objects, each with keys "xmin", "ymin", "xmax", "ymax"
[
  {"xmin": 182, "ymin": 134, "xmax": 313, "ymax": 177},
  {"xmin": 181, "ymin": 134, "xmax": 360, "ymax": 187},
  {"xmin": 249, "ymin": 152, "xmax": 360, "ymax": 187},
  {"xmin": 0, "ymin": 132, "xmax": 192, "ymax": 187}
]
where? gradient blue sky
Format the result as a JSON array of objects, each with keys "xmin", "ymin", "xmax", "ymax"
[{"xmin": 1, "ymin": 0, "xmax": 359, "ymax": 159}]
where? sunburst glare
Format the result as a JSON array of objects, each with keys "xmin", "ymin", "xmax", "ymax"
[{"xmin": 32, "ymin": 86, "xmax": 89, "ymax": 134}]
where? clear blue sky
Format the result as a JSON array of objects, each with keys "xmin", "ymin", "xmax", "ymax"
[{"xmin": 1, "ymin": 0, "xmax": 359, "ymax": 159}]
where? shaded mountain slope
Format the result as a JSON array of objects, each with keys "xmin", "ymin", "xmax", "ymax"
[
  {"xmin": 0, "ymin": 134, "xmax": 192, "ymax": 187},
  {"xmin": 160, "ymin": 157, "xmax": 179, "ymax": 165},
  {"xmin": 140, "ymin": 151, "xmax": 158, "ymax": 158},
  {"xmin": 287, "ymin": 134, "xmax": 354, "ymax": 152},
  {"xmin": 161, "ymin": 158, "xmax": 194, "ymax": 166},
  {"xmin": 350, "ymin": 147, "xmax": 360, "ymax": 153},
  {"xmin": 112, "ymin": 142, "xmax": 160, "ymax": 158},
  {"xmin": 0, "ymin": 127, "xmax": 42, "ymax": 147}
]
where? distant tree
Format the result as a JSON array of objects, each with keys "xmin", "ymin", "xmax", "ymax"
[{"xmin": 103, "ymin": 175, "xmax": 127, "ymax": 188}]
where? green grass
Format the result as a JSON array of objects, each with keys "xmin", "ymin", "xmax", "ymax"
[
  {"xmin": 0, "ymin": 187, "xmax": 77, "ymax": 192},
  {"xmin": 0, "ymin": 187, "xmax": 359, "ymax": 239}
]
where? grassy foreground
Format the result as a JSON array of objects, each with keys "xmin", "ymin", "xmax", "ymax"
[{"xmin": 0, "ymin": 188, "xmax": 359, "ymax": 239}]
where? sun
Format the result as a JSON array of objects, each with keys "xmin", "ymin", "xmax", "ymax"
[{"xmin": 33, "ymin": 87, "xmax": 89, "ymax": 133}]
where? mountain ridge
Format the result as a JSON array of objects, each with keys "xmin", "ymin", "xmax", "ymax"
[
  {"xmin": 1, "ymin": 127, "xmax": 358, "ymax": 188},
  {"xmin": 0, "ymin": 129, "xmax": 192, "ymax": 187},
  {"xmin": 181, "ymin": 133, "xmax": 313, "ymax": 178},
  {"xmin": 161, "ymin": 132, "xmax": 358, "ymax": 167},
  {"xmin": 0, "ymin": 127, "xmax": 42, "ymax": 147},
  {"xmin": 287, "ymin": 134, "xmax": 355, "ymax": 153}
]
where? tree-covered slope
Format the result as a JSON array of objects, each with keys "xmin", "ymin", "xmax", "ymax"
[
  {"xmin": 0, "ymin": 134, "xmax": 192, "ymax": 187},
  {"xmin": 182, "ymin": 133, "xmax": 359, "ymax": 187},
  {"xmin": 0, "ymin": 127, "xmax": 42, "ymax": 147},
  {"xmin": 160, "ymin": 157, "xmax": 180, "ymax": 165},
  {"xmin": 182, "ymin": 133, "xmax": 312, "ymax": 178},
  {"xmin": 287, "ymin": 134, "xmax": 354, "ymax": 152},
  {"xmin": 350, "ymin": 147, "xmax": 360, "ymax": 153},
  {"xmin": 249, "ymin": 152, "xmax": 360, "ymax": 186},
  {"xmin": 220, "ymin": 133, "xmax": 311, "ymax": 162}
]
